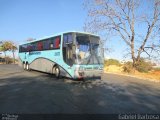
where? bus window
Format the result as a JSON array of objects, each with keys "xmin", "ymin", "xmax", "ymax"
[
  {"xmin": 43, "ymin": 40, "xmax": 50, "ymax": 50},
  {"xmin": 38, "ymin": 41, "xmax": 43, "ymax": 51},
  {"xmin": 63, "ymin": 34, "xmax": 72, "ymax": 46},
  {"xmin": 54, "ymin": 37, "xmax": 60, "ymax": 48},
  {"xmin": 19, "ymin": 45, "xmax": 22, "ymax": 52},
  {"xmin": 33, "ymin": 42, "xmax": 37, "ymax": 51},
  {"xmin": 50, "ymin": 43, "xmax": 54, "ymax": 49},
  {"xmin": 30, "ymin": 43, "xmax": 34, "ymax": 51},
  {"xmin": 63, "ymin": 34, "xmax": 74, "ymax": 66},
  {"xmin": 27, "ymin": 44, "xmax": 32, "ymax": 52},
  {"xmin": 22, "ymin": 44, "xmax": 27, "ymax": 52}
]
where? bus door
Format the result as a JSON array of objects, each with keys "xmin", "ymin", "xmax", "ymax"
[{"xmin": 63, "ymin": 34, "xmax": 75, "ymax": 67}]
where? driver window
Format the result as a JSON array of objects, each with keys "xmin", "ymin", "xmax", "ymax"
[{"xmin": 63, "ymin": 34, "xmax": 74, "ymax": 66}]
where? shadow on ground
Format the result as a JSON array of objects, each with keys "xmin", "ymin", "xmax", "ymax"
[{"xmin": 0, "ymin": 68, "xmax": 160, "ymax": 114}]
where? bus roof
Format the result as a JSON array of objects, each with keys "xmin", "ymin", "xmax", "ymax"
[{"xmin": 19, "ymin": 31, "xmax": 99, "ymax": 46}]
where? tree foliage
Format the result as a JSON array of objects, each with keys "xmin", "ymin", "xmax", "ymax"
[
  {"xmin": 123, "ymin": 61, "xmax": 134, "ymax": 73},
  {"xmin": 136, "ymin": 58, "xmax": 153, "ymax": 72},
  {"xmin": 123, "ymin": 58, "xmax": 153, "ymax": 73},
  {"xmin": 84, "ymin": 0, "xmax": 160, "ymax": 68},
  {"xmin": 0, "ymin": 41, "xmax": 17, "ymax": 64},
  {"xmin": 104, "ymin": 59, "xmax": 121, "ymax": 66}
]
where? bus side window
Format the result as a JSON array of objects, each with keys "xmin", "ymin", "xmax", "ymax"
[
  {"xmin": 68, "ymin": 34, "xmax": 72, "ymax": 43},
  {"xmin": 27, "ymin": 44, "xmax": 30, "ymax": 52},
  {"xmin": 63, "ymin": 35, "xmax": 67, "ymax": 47},
  {"xmin": 54, "ymin": 37, "xmax": 60, "ymax": 48},
  {"xmin": 63, "ymin": 34, "xmax": 72, "ymax": 45},
  {"xmin": 50, "ymin": 43, "xmax": 54, "ymax": 49},
  {"xmin": 19, "ymin": 45, "xmax": 22, "ymax": 52},
  {"xmin": 50, "ymin": 38, "xmax": 54, "ymax": 50},
  {"xmin": 43, "ymin": 40, "xmax": 47, "ymax": 50},
  {"xmin": 63, "ymin": 34, "xmax": 74, "ymax": 66},
  {"xmin": 21, "ymin": 45, "xmax": 24, "ymax": 52},
  {"xmin": 32, "ymin": 43, "xmax": 35, "ymax": 51},
  {"xmin": 31, "ymin": 43, "xmax": 34, "ymax": 51},
  {"xmin": 33, "ymin": 42, "xmax": 37, "ymax": 51},
  {"xmin": 38, "ymin": 42, "xmax": 43, "ymax": 51},
  {"xmin": 22, "ymin": 44, "xmax": 27, "ymax": 52},
  {"xmin": 42, "ymin": 40, "xmax": 49, "ymax": 50}
]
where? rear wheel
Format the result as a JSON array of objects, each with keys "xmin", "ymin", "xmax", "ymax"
[
  {"xmin": 26, "ymin": 63, "xmax": 29, "ymax": 71},
  {"xmin": 55, "ymin": 66, "xmax": 60, "ymax": 78},
  {"xmin": 23, "ymin": 63, "xmax": 26, "ymax": 70}
]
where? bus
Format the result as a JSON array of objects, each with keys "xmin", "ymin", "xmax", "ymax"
[{"xmin": 18, "ymin": 31, "xmax": 104, "ymax": 79}]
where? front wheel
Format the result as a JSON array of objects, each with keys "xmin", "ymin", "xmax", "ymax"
[{"xmin": 55, "ymin": 66, "xmax": 60, "ymax": 78}]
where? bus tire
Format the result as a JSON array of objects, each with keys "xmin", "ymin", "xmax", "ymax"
[
  {"xmin": 55, "ymin": 66, "xmax": 60, "ymax": 78},
  {"xmin": 26, "ymin": 63, "xmax": 30, "ymax": 71},
  {"xmin": 23, "ymin": 63, "xmax": 26, "ymax": 70}
]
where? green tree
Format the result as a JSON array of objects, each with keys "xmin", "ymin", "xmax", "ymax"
[
  {"xmin": 0, "ymin": 42, "xmax": 10, "ymax": 63},
  {"xmin": 0, "ymin": 41, "xmax": 17, "ymax": 64},
  {"xmin": 0, "ymin": 46, "xmax": 3, "ymax": 52}
]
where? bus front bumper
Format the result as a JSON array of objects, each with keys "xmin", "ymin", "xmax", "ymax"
[{"xmin": 75, "ymin": 70, "xmax": 103, "ymax": 79}]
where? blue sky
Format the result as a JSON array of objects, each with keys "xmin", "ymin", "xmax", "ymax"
[
  {"xmin": 0, "ymin": 0, "xmax": 86, "ymax": 42},
  {"xmin": 0, "ymin": 0, "xmax": 88, "ymax": 56},
  {"xmin": 1, "ymin": 0, "xmax": 157, "ymax": 61},
  {"xmin": 0, "ymin": 0, "xmax": 125, "ymax": 60}
]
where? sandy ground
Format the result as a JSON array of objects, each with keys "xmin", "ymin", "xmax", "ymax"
[{"xmin": 104, "ymin": 65, "xmax": 160, "ymax": 82}]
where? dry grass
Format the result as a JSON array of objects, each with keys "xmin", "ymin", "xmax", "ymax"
[
  {"xmin": 104, "ymin": 65, "xmax": 123, "ymax": 73},
  {"xmin": 105, "ymin": 65, "xmax": 160, "ymax": 81},
  {"xmin": 136, "ymin": 71, "xmax": 160, "ymax": 80}
]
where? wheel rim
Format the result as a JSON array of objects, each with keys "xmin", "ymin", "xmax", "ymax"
[{"xmin": 55, "ymin": 68, "xmax": 59, "ymax": 77}]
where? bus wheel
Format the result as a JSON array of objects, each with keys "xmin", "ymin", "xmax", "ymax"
[
  {"xmin": 26, "ymin": 63, "xmax": 29, "ymax": 71},
  {"xmin": 55, "ymin": 66, "xmax": 60, "ymax": 78},
  {"xmin": 23, "ymin": 63, "xmax": 26, "ymax": 70}
]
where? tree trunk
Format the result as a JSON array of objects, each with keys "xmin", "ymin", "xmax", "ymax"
[
  {"xmin": 4, "ymin": 51, "xmax": 7, "ymax": 64},
  {"xmin": 130, "ymin": 35, "xmax": 136, "ymax": 70}
]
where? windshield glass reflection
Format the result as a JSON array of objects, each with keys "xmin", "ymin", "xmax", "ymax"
[{"xmin": 75, "ymin": 34, "xmax": 103, "ymax": 65}]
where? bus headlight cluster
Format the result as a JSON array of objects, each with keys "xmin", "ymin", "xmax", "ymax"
[
  {"xmin": 78, "ymin": 72, "xmax": 84, "ymax": 76},
  {"xmin": 99, "ymin": 67, "xmax": 103, "ymax": 70}
]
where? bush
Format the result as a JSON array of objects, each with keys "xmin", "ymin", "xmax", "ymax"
[
  {"xmin": 104, "ymin": 59, "xmax": 121, "ymax": 66},
  {"xmin": 135, "ymin": 58, "xmax": 153, "ymax": 73},
  {"xmin": 5, "ymin": 57, "xmax": 13, "ymax": 64},
  {"xmin": 4, "ymin": 57, "xmax": 14, "ymax": 64},
  {"xmin": 153, "ymin": 67, "xmax": 160, "ymax": 71},
  {"xmin": 123, "ymin": 58, "xmax": 153, "ymax": 73},
  {"xmin": 123, "ymin": 61, "xmax": 134, "ymax": 73}
]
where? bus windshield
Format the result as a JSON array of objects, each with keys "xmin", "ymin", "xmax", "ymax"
[{"xmin": 75, "ymin": 34, "xmax": 104, "ymax": 65}]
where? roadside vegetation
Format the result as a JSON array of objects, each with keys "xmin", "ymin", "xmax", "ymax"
[
  {"xmin": 0, "ymin": 41, "xmax": 17, "ymax": 64},
  {"xmin": 104, "ymin": 59, "xmax": 121, "ymax": 67},
  {"xmin": 104, "ymin": 58, "xmax": 160, "ymax": 81},
  {"xmin": 123, "ymin": 58, "xmax": 153, "ymax": 73},
  {"xmin": 84, "ymin": 0, "xmax": 160, "ymax": 73}
]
